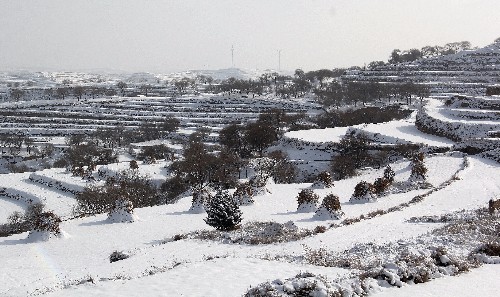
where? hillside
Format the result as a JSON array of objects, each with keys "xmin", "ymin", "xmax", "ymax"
[
  {"xmin": 344, "ymin": 42, "xmax": 500, "ymax": 94},
  {"xmin": 0, "ymin": 91, "xmax": 498, "ymax": 296},
  {"xmin": 0, "ymin": 49, "xmax": 499, "ymax": 296}
]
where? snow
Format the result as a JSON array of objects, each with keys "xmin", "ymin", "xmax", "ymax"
[
  {"xmin": 285, "ymin": 127, "xmax": 349, "ymax": 144},
  {"xmin": 2, "ymin": 153, "xmax": 495, "ymax": 297},
  {"xmin": 45, "ymin": 258, "xmax": 348, "ymax": 297},
  {"xmin": 352, "ymin": 115, "xmax": 455, "ymax": 147},
  {"xmin": 0, "ymin": 196, "xmax": 24, "ymax": 224},
  {"xmin": 285, "ymin": 113, "xmax": 455, "ymax": 148},
  {"xmin": 0, "ymin": 71, "xmax": 499, "ymax": 296},
  {"xmin": 376, "ymin": 264, "xmax": 500, "ymax": 297}
]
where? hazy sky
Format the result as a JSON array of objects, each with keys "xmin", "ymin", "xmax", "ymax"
[{"xmin": 1, "ymin": 0, "xmax": 499, "ymax": 73}]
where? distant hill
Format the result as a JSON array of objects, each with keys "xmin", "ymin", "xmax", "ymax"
[{"xmin": 344, "ymin": 42, "xmax": 500, "ymax": 95}]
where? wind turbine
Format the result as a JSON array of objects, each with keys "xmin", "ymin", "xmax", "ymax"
[{"xmin": 231, "ymin": 45, "xmax": 235, "ymax": 68}]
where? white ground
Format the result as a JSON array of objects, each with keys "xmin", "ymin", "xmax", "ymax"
[
  {"xmin": 285, "ymin": 127, "xmax": 350, "ymax": 144},
  {"xmin": 376, "ymin": 264, "xmax": 500, "ymax": 297},
  {"xmin": 0, "ymin": 154, "xmax": 498, "ymax": 297},
  {"xmin": 285, "ymin": 113, "xmax": 454, "ymax": 148},
  {"xmin": 0, "ymin": 97, "xmax": 499, "ymax": 296}
]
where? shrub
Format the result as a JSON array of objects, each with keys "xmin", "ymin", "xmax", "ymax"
[
  {"xmin": 205, "ymin": 190, "xmax": 242, "ymax": 231},
  {"xmin": 248, "ymin": 174, "xmax": 271, "ymax": 196},
  {"xmin": 314, "ymin": 225, "xmax": 327, "ymax": 233},
  {"xmin": 311, "ymin": 171, "xmax": 334, "ymax": 188},
  {"xmin": 232, "ymin": 182, "xmax": 254, "ymax": 205},
  {"xmin": 244, "ymin": 272, "xmax": 337, "ymax": 297},
  {"xmin": 109, "ymin": 251, "xmax": 129, "ymax": 263},
  {"xmin": 296, "ymin": 189, "xmax": 319, "ymax": 212},
  {"xmin": 314, "ymin": 194, "xmax": 344, "ymax": 220},
  {"xmin": 138, "ymin": 145, "xmax": 171, "ymax": 164},
  {"xmin": 24, "ymin": 203, "xmax": 63, "ymax": 239},
  {"xmin": 313, "ymin": 106, "xmax": 412, "ymax": 128},
  {"xmin": 189, "ymin": 189, "xmax": 211, "ymax": 213},
  {"xmin": 320, "ymin": 194, "xmax": 342, "ymax": 211},
  {"xmin": 108, "ymin": 199, "xmax": 136, "ymax": 223},
  {"xmin": 31, "ymin": 211, "xmax": 62, "ymax": 235},
  {"xmin": 383, "ymin": 165, "xmax": 395, "ymax": 182},
  {"xmin": 129, "ymin": 160, "xmax": 139, "ymax": 170},
  {"xmin": 373, "ymin": 177, "xmax": 391, "ymax": 195},
  {"xmin": 189, "ymin": 221, "xmax": 311, "ymax": 245},
  {"xmin": 409, "ymin": 153, "xmax": 428, "ymax": 182},
  {"xmin": 476, "ymin": 243, "xmax": 500, "ymax": 257},
  {"xmin": 75, "ymin": 170, "xmax": 158, "ymax": 216},
  {"xmin": 6, "ymin": 211, "xmax": 28, "ymax": 233},
  {"xmin": 393, "ymin": 143, "xmax": 420, "ymax": 158},
  {"xmin": 350, "ymin": 181, "xmax": 376, "ymax": 203}
]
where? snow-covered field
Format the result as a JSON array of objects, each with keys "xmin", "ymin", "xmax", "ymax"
[
  {"xmin": 0, "ymin": 152, "xmax": 498, "ymax": 296},
  {"xmin": 0, "ymin": 66, "xmax": 499, "ymax": 296}
]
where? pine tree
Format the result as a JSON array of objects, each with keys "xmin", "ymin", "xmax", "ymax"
[
  {"xmin": 383, "ymin": 165, "xmax": 395, "ymax": 182},
  {"xmin": 205, "ymin": 190, "xmax": 242, "ymax": 231},
  {"xmin": 409, "ymin": 153, "xmax": 428, "ymax": 182}
]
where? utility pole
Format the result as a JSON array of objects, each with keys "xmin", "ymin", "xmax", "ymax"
[{"xmin": 231, "ymin": 45, "xmax": 234, "ymax": 68}]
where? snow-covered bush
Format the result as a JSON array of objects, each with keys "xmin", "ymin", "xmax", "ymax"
[
  {"xmin": 75, "ymin": 170, "xmax": 158, "ymax": 216},
  {"xmin": 107, "ymin": 199, "xmax": 137, "ymax": 223},
  {"xmin": 475, "ymin": 243, "xmax": 500, "ymax": 257},
  {"xmin": 25, "ymin": 203, "xmax": 63, "ymax": 240},
  {"xmin": 109, "ymin": 251, "xmax": 130, "ymax": 263},
  {"xmin": 383, "ymin": 165, "xmax": 395, "ymax": 182},
  {"xmin": 314, "ymin": 194, "xmax": 344, "ymax": 220},
  {"xmin": 249, "ymin": 157, "xmax": 274, "ymax": 181},
  {"xmin": 244, "ymin": 272, "xmax": 338, "ymax": 297},
  {"xmin": 189, "ymin": 189, "xmax": 211, "ymax": 213},
  {"xmin": 267, "ymin": 150, "xmax": 298, "ymax": 184},
  {"xmin": 248, "ymin": 174, "xmax": 271, "ymax": 196},
  {"xmin": 310, "ymin": 171, "xmax": 334, "ymax": 189},
  {"xmin": 409, "ymin": 153, "xmax": 428, "ymax": 182},
  {"xmin": 31, "ymin": 211, "xmax": 62, "ymax": 235},
  {"xmin": 2, "ymin": 211, "xmax": 28, "ymax": 235},
  {"xmin": 187, "ymin": 220, "xmax": 313, "ymax": 245},
  {"xmin": 204, "ymin": 190, "xmax": 242, "ymax": 231},
  {"xmin": 296, "ymin": 189, "xmax": 319, "ymax": 212},
  {"xmin": 373, "ymin": 177, "xmax": 391, "ymax": 195},
  {"xmin": 129, "ymin": 160, "xmax": 139, "ymax": 170},
  {"xmin": 349, "ymin": 181, "xmax": 376, "ymax": 203},
  {"xmin": 232, "ymin": 182, "xmax": 254, "ymax": 206}
]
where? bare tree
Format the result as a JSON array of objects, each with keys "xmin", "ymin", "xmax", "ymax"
[
  {"xmin": 117, "ymin": 81, "xmax": 127, "ymax": 96},
  {"xmin": 56, "ymin": 87, "xmax": 69, "ymax": 99},
  {"xmin": 10, "ymin": 89, "xmax": 24, "ymax": 101},
  {"xmin": 73, "ymin": 86, "xmax": 85, "ymax": 101}
]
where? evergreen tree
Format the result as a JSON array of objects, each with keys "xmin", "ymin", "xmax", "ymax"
[
  {"xmin": 204, "ymin": 190, "xmax": 242, "ymax": 231},
  {"xmin": 383, "ymin": 165, "xmax": 395, "ymax": 182},
  {"xmin": 409, "ymin": 153, "xmax": 428, "ymax": 182}
]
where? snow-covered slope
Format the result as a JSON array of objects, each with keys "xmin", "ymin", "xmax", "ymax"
[{"xmin": 0, "ymin": 153, "xmax": 498, "ymax": 296}]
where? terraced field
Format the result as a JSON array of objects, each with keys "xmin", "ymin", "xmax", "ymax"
[{"xmin": 0, "ymin": 94, "xmax": 321, "ymax": 136}]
